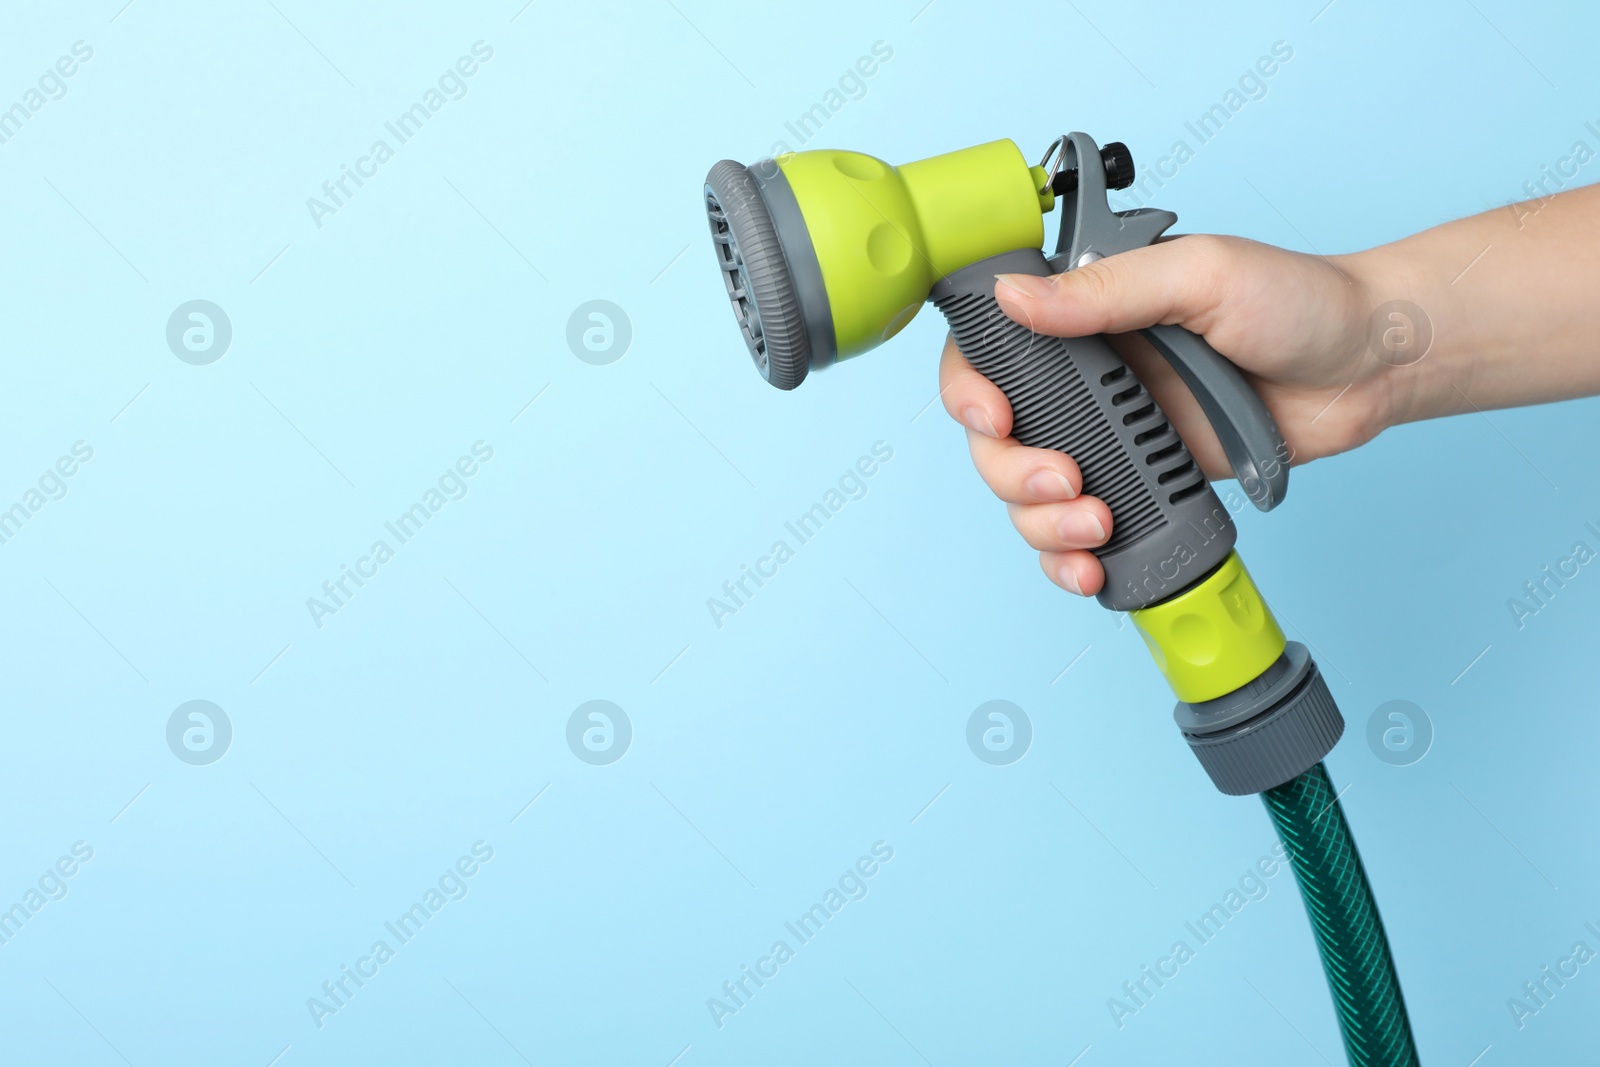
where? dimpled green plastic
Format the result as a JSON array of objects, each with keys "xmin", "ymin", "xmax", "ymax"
[
  {"xmin": 775, "ymin": 139, "xmax": 1045, "ymax": 359},
  {"xmin": 1129, "ymin": 551, "xmax": 1286, "ymax": 703},
  {"xmin": 1264, "ymin": 764, "xmax": 1421, "ymax": 1066}
]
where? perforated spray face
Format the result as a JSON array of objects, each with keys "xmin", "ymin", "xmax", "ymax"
[
  {"xmin": 703, "ymin": 160, "xmax": 818, "ymax": 390},
  {"xmin": 704, "ymin": 183, "xmax": 768, "ymax": 372}
]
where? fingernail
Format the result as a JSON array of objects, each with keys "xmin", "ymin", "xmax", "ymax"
[
  {"xmin": 1058, "ymin": 510, "xmax": 1107, "ymax": 545},
  {"xmin": 995, "ymin": 273, "xmax": 1053, "ymax": 300},
  {"xmin": 1057, "ymin": 562, "xmax": 1083, "ymax": 595},
  {"xmin": 960, "ymin": 405, "xmax": 998, "ymax": 438},
  {"xmin": 1024, "ymin": 469, "xmax": 1077, "ymax": 500}
]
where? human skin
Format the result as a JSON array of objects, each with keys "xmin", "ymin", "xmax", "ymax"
[{"xmin": 939, "ymin": 184, "xmax": 1600, "ymax": 597}]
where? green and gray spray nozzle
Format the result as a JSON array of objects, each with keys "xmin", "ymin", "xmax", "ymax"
[
  {"xmin": 705, "ymin": 133, "xmax": 1289, "ymax": 510},
  {"xmin": 702, "ymin": 134, "xmax": 1422, "ymax": 1064},
  {"xmin": 703, "ymin": 132, "xmax": 1338, "ymax": 796}
]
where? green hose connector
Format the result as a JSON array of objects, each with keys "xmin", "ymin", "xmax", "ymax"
[{"xmin": 1263, "ymin": 764, "xmax": 1421, "ymax": 1066}]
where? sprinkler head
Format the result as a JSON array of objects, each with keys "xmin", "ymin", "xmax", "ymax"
[
  {"xmin": 705, "ymin": 132, "xmax": 1291, "ymax": 515},
  {"xmin": 704, "ymin": 139, "xmax": 1055, "ymax": 389}
]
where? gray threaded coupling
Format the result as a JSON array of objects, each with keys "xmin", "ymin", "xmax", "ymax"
[{"xmin": 1174, "ymin": 642, "xmax": 1344, "ymax": 796}]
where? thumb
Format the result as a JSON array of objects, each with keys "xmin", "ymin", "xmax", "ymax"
[{"xmin": 992, "ymin": 236, "xmax": 1229, "ymax": 338}]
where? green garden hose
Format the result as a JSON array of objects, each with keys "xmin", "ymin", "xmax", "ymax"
[{"xmin": 1264, "ymin": 763, "xmax": 1420, "ymax": 1066}]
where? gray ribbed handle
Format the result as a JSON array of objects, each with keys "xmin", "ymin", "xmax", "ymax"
[{"xmin": 931, "ymin": 248, "xmax": 1236, "ymax": 611}]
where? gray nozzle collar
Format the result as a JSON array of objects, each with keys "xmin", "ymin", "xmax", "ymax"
[{"xmin": 750, "ymin": 163, "xmax": 837, "ymax": 373}]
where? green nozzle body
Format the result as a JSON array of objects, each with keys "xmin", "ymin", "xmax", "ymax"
[
  {"xmin": 773, "ymin": 139, "xmax": 1049, "ymax": 358},
  {"xmin": 1130, "ymin": 551, "xmax": 1285, "ymax": 703}
]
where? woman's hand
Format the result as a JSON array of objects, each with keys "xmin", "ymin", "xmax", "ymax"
[
  {"xmin": 940, "ymin": 234, "xmax": 1393, "ymax": 598},
  {"xmin": 940, "ymin": 183, "xmax": 1600, "ymax": 598}
]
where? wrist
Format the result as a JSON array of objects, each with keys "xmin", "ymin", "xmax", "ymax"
[{"xmin": 1337, "ymin": 242, "xmax": 1466, "ymax": 432}]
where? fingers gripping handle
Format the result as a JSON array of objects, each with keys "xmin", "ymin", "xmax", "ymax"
[
  {"xmin": 1141, "ymin": 325, "xmax": 1290, "ymax": 511},
  {"xmin": 1047, "ymin": 131, "xmax": 1289, "ymax": 512},
  {"xmin": 931, "ymin": 248, "xmax": 1238, "ymax": 612}
]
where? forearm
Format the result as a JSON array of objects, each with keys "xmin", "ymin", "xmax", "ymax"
[{"xmin": 1348, "ymin": 182, "xmax": 1600, "ymax": 424}]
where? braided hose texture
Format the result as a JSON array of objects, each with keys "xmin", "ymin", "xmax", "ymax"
[{"xmin": 1263, "ymin": 763, "xmax": 1420, "ymax": 1066}]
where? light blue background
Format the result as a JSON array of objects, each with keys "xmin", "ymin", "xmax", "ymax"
[{"xmin": 1, "ymin": 1, "xmax": 1596, "ymax": 1063}]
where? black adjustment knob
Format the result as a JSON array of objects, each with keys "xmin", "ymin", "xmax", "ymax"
[
  {"xmin": 1099, "ymin": 141, "xmax": 1135, "ymax": 190},
  {"xmin": 1048, "ymin": 140, "xmax": 1137, "ymax": 195}
]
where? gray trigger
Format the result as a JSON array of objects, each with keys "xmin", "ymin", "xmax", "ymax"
[{"xmin": 1046, "ymin": 131, "xmax": 1289, "ymax": 512}]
